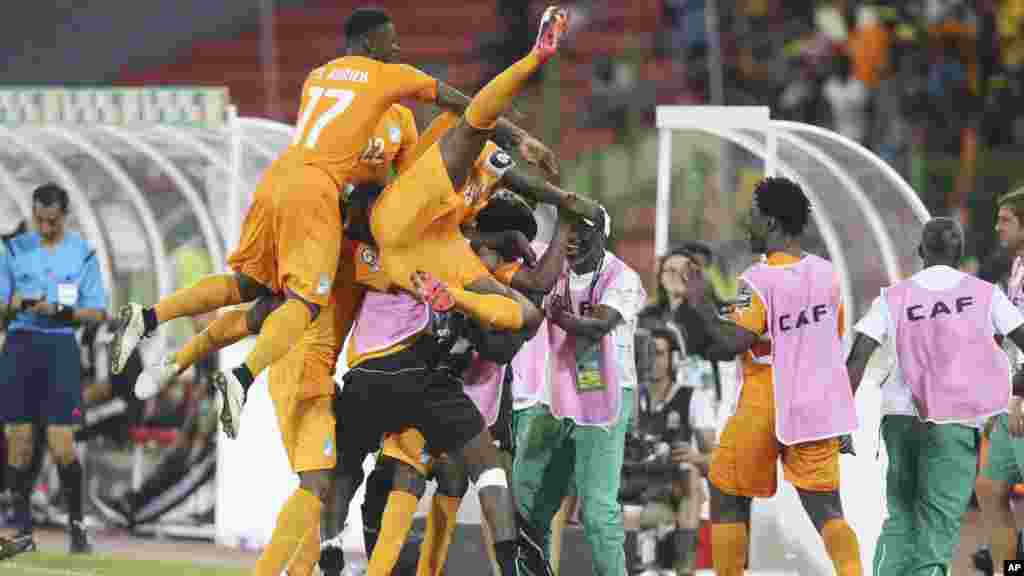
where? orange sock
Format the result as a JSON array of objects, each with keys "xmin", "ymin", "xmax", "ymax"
[
  {"xmin": 821, "ymin": 518, "xmax": 862, "ymax": 576},
  {"xmin": 366, "ymin": 491, "xmax": 420, "ymax": 576},
  {"xmin": 153, "ymin": 274, "xmax": 243, "ymax": 324},
  {"xmin": 448, "ymin": 286, "xmax": 523, "ymax": 330},
  {"xmin": 174, "ymin": 309, "xmax": 250, "ymax": 373},
  {"xmin": 254, "ymin": 488, "xmax": 322, "ymax": 576},
  {"xmin": 284, "ymin": 518, "xmax": 320, "ymax": 576},
  {"xmin": 417, "ymin": 495, "xmax": 462, "ymax": 576},
  {"xmin": 711, "ymin": 522, "xmax": 748, "ymax": 576},
  {"xmin": 464, "ymin": 51, "xmax": 541, "ymax": 130},
  {"xmin": 243, "ymin": 299, "xmax": 312, "ymax": 379},
  {"xmin": 408, "ymin": 112, "xmax": 461, "ymax": 165}
]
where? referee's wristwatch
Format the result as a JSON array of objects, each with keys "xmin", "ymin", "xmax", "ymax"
[{"xmin": 54, "ymin": 304, "xmax": 74, "ymax": 323}]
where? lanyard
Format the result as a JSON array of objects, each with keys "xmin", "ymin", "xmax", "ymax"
[{"xmin": 563, "ymin": 254, "xmax": 604, "ymax": 316}]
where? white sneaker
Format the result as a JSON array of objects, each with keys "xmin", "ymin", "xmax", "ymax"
[
  {"xmin": 111, "ymin": 303, "xmax": 147, "ymax": 375},
  {"xmin": 213, "ymin": 369, "xmax": 245, "ymax": 439},
  {"xmin": 135, "ymin": 354, "xmax": 179, "ymax": 400}
]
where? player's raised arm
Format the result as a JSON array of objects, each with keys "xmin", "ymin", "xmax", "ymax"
[
  {"xmin": 499, "ymin": 168, "xmax": 602, "ymax": 222},
  {"xmin": 686, "ymin": 273, "xmax": 760, "ymax": 356},
  {"xmin": 508, "ymin": 208, "xmax": 572, "ymax": 296}
]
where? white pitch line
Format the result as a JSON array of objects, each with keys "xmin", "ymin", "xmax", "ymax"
[{"xmin": 1, "ymin": 563, "xmax": 97, "ymax": 576}]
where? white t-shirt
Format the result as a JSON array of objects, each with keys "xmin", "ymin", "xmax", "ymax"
[
  {"xmin": 1004, "ymin": 256, "xmax": 1024, "ymax": 368},
  {"xmin": 513, "ymin": 253, "xmax": 647, "ymax": 412},
  {"xmin": 854, "ymin": 265, "xmax": 1024, "ymax": 424},
  {"xmin": 823, "ymin": 76, "xmax": 868, "ymax": 143},
  {"xmin": 566, "ymin": 258, "xmax": 646, "ymax": 390}
]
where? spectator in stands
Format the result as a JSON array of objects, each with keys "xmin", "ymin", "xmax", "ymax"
[
  {"xmin": 815, "ymin": 0, "xmax": 851, "ymax": 45},
  {"xmin": 639, "ymin": 246, "xmax": 696, "ymax": 334},
  {"xmin": 480, "ymin": 0, "xmax": 534, "ymax": 87},
  {"xmin": 872, "ymin": 42, "xmax": 911, "ymax": 173},
  {"xmin": 823, "ymin": 51, "xmax": 869, "ymax": 143},
  {"xmin": 623, "ymin": 326, "xmax": 716, "ymax": 576},
  {"xmin": 582, "ymin": 54, "xmax": 641, "ymax": 131},
  {"xmin": 929, "ymin": 36, "xmax": 968, "ymax": 149},
  {"xmin": 642, "ymin": 244, "xmax": 728, "ymax": 401},
  {"xmin": 847, "ymin": 4, "xmax": 890, "ymax": 92},
  {"xmin": 0, "ymin": 184, "xmax": 108, "ymax": 556},
  {"xmin": 778, "ymin": 56, "xmax": 827, "ymax": 125},
  {"xmin": 659, "ymin": 0, "xmax": 705, "ymax": 61}
]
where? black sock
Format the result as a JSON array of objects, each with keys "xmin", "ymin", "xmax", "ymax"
[
  {"xmin": 11, "ymin": 465, "xmax": 34, "ymax": 534},
  {"xmin": 58, "ymin": 461, "xmax": 84, "ymax": 525},
  {"xmin": 495, "ymin": 539, "xmax": 518, "ymax": 576},
  {"xmin": 4, "ymin": 465, "xmax": 16, "ymax": 494},
  {"xmin": 142, "ymin": 307, "xmax": 158, "ymax": 334},
  {"xmin": 232, "ymin": 364, "xmax": 254, "ymax": 396},
  {"xmin": 363, "ymin": 527, "xmax": 380, "ymax": 560}
]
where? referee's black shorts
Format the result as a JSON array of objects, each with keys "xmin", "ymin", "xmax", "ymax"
[
  {"xmin": 0, "ymin": 330, "xmax": 82, "ymax": 425},
  {"xmin": 337, "ymin": 336, "xmax": 486, "ymax": 460}
]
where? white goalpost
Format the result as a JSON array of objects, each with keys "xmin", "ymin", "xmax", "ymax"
[{"xmin": 655, "ymin": 105, "xmax": 931, "ymax": 574}]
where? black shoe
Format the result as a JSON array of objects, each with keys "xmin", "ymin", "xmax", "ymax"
[
  {"xmin": 0, "ymin": 532, "xmax": 36, "ymax": 560},
  {"xmin": 516, "ymin": 514, "xmax": 553, "ymax": 576},
  {"xmin": 318, "ymin": 541, "xmax": 344, "ymax": 576},
  {"xmin": 972, "ymin": 547, "xmax": 994, "ymax": 576},
  {"xmin": 69, "ymin": 521, "xmax": 92, "ymax": 555}
]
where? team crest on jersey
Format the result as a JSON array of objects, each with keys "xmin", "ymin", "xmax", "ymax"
[
  {"xmin": 388, "ymin": 124, "xmax": 402, "ymax": 143},
  {"xmin": 487, "ymin": 150, "xmax": 514, "ymax": 173},
  {"xmin": 360, "ymin": 245, "xmax": 379, "ymax": 272}
]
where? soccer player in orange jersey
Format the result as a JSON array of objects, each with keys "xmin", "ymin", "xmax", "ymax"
[
  {"xmin": 110, "ymin": 6, "xmax": 552, "ymax": 442},
  {"xmin": 132, "ymin": 103, "xmax": 420, "ymax": 400},
  {"xmin": 358, "ymin": 6, "xmax": 572, "ymax": 335},
  {"xmin": 683, "ymin": 178, "xmax": 862, "ymax": 576},
  {"xmin": 352, "ymin": 194, "xmax": 571, "ymax": 576},
  {"xmin": 125, "ymin": 102, "xmax": 421, "ymax": 576}
]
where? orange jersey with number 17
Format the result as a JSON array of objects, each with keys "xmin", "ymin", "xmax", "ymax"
[{"xmin": 290, "ymin": 55, "xmax": 437, "ymax": 187}]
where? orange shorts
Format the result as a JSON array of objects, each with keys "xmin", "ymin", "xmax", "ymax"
[
  {"xmin": 269, "ymin": 340, "xmax": 337, "ymax": 473},
  {"xmin": 381, "ymin": 428, "xmax": 432, "ymax": 476},
  {"xmin": 709, "ymin": 402, "xmax": 840, "ymax": 497},
  {"xmin": 227, "ymin": 159, "xmax": 343, "ymax": 308}
]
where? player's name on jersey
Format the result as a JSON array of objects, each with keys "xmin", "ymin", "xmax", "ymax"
[{"xmin": 0, "ymin": 87, "xmax": 230, "ymax": 128}]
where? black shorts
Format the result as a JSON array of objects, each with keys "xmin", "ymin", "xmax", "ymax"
[
  {"xmin": 337, "ymin": 336, "xmax": 486, "ymax": 460},
  {"xmin": 0, "ymin": 331, "xmax": 82, "ymax": 425}
]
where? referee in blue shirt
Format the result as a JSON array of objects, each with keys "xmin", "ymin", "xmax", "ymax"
[{"xmin": 0, "ymin": 184, "xmax": 107, "ymax": 556}]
